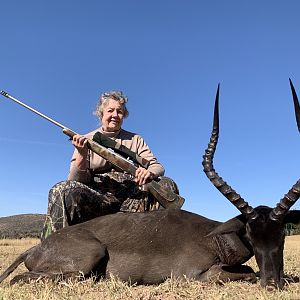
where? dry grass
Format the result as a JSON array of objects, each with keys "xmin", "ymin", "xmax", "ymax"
[{"xmin": 0, "ymin": 237, "xmax": 300, "ymax": 300}]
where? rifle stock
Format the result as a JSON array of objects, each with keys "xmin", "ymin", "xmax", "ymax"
[
  {"xmin": 145, "ymin": 180, "xmax": 185, "ymax": 209},
  {"xmin": 1, "ymin": 91, "xmax": 185, "ymax": 209}
]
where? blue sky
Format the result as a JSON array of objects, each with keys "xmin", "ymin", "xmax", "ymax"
[{"xmin": 1, "ymin": 0, "xmax": 300, "ymax": 221}]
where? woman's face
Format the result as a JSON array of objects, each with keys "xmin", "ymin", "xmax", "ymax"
[{"xmin": 101, "ymin": 99, "xmax": 124, "ymax": 132}]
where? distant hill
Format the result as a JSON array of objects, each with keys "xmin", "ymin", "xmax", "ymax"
[
  {"xmin": 0, "ymin": 214, "xmax": 45, "ymax": 239},
  {"xmin": 1, "ymin": 214, "xmax": 298, "ymax": 239}
]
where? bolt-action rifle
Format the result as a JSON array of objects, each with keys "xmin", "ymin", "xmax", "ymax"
[{"xmin": 0, "ymin": 91, "xmax": 185, "ymax": 209}]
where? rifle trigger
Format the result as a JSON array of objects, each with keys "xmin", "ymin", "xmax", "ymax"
[{"xmin": 140, "ymin": 184, "xmax": 149, "ymax": 192}]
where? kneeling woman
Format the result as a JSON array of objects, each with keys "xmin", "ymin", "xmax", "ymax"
[{"xmin": 41, "ymin": 91, "xmax": 180, "ymax": 240}]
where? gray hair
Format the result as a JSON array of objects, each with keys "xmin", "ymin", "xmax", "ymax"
[{"xmin": 94, "ymin": 91, "xmax": 129, "ymax": 119}]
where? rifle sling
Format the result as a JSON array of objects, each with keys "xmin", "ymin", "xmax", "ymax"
[{"xmin": 92, "ymin": 132, "xmax": 150, "ymax": 168}]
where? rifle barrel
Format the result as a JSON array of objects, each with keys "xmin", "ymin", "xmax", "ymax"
[
  {"xmin": 0, "ymin": 90, "xmax": 185, "ymax": 209},
  {"xmin": 0, "ymin": 91, "xmax": 66, "ymax": 130}
]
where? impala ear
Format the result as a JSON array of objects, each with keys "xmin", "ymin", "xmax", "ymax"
[
  {"xmin": 206, "ymin": 214, "xmax": 247, "ymax": 237},
  {"xmin": 283, "ymin": 210, "xmax": 300, "ymax": 225}
]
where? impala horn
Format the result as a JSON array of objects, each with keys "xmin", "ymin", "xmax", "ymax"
[
  {"xmin": 202, "ymin": 85, "xmax": 258, "ymax": 220},
  {"xmin": 269, "ymin": 79, "xmax": 300, "ymax": 222}
]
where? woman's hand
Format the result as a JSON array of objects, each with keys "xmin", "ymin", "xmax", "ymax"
[
  {"xmin": 72, "ymin": 135, "xmax": 89, "ymax": 170},
  {"xmin": 134, "ymin": 167, "xmax": 153, "ymax": 185},
  {"xmin": 72, "ymin": 135, "xmax": 88, "ymax": 156}
]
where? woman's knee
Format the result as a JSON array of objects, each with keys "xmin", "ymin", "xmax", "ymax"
[{"xmin": 49, "ymin": 180, "xmax": 86, "ymax": 200}]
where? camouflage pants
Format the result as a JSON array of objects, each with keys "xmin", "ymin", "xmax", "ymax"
[{"xmin": 41, "ymin": 171, "xmax": 179, "ymax": 240}]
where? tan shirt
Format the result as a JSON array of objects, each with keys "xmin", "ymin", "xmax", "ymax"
[{"xmin": 68, "ymin": 128, "xmax": 165, "ymax": 184}]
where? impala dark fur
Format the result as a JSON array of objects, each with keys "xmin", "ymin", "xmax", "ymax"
[
  {"xmin": 1, "ymin": 80, "xmax": 300, "ymax": 289},
  {"xmin": 0, "ymin": 209, "xmax": 258, "ymax": 285}
]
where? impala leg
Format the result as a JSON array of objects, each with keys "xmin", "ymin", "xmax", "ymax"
[
  {"xmin": 10, "ymin": 271, "xmax": 84, "ymax": 285},
  {"xmin": 197, "ymin": 264, "xmax": 257, "ymax": 284}
]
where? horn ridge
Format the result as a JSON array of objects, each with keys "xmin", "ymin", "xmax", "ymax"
[
  {"xmin": 269, "ymin": 180, "xmax": 300, "ymax": 222},
  {"xmin": 202, "ymin": 85, "xmax": 258, "ymax": 220},
  {"xmin": 270, "ymin": 80, "xmax": 300, "ymax": 221}
]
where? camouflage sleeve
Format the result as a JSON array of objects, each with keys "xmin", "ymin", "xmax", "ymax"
[{"xmin": 134, "ymin": 135, "xmax": 165, "ymax": 177}]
